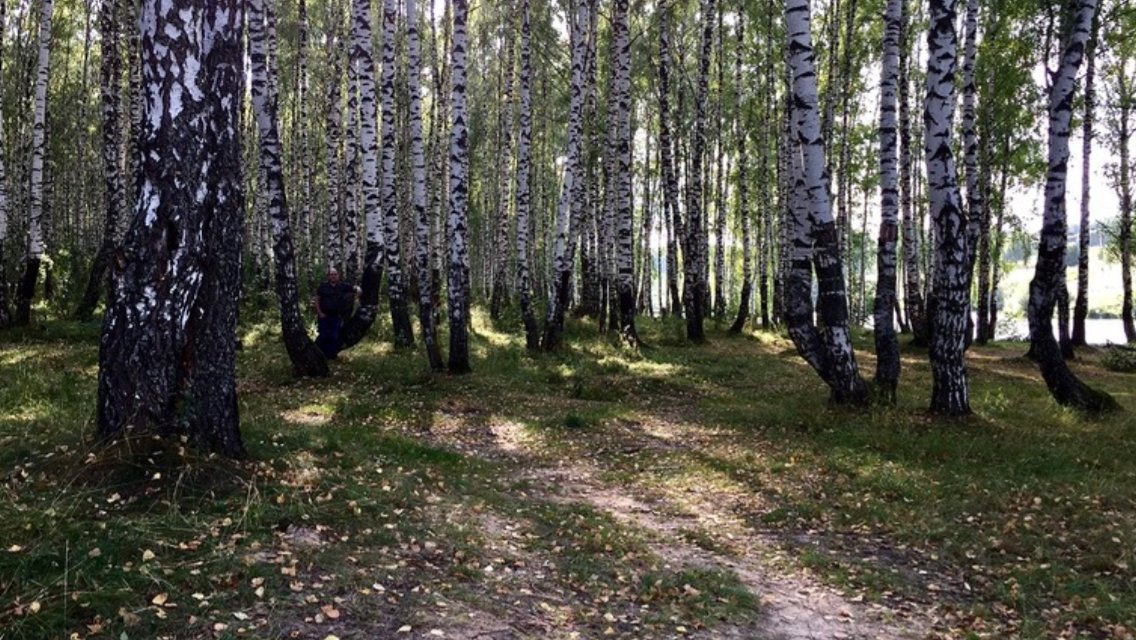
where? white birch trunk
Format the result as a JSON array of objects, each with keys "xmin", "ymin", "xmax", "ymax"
[
  {"xmin": 447, "ymin": 0, "xmax": 472, "ymax": 372},
  {"xmin": 407, "ymin": 0, "xmax": 442, "ymax": 370}
]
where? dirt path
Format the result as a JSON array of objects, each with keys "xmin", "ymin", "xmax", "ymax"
[{"xmin": 421, "ymin": 411, "xmax": 940, "ymax": 639}]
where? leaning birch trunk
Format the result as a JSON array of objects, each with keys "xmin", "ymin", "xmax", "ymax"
[
  {"xmin": 16, "ymin": 0, "xmax": 54, "ymax": 326},
  {"xmin": 610, "ymin": 0, "xmax": 640, "ymax": 346},
  {"xmin": 99, "ymin": 0, "xmax": 245, "ymax": 456},
  {"xmin": 407, "ymin": 0, "xmax": 442, "ymax": 370},
  {"xmin": 873, "ymin": 0, "xmax": 902, "ymax": 399},
  {"xmin": 249, "ymin": 0, "xmax": 328, "ymax": 377},
  {"xmin": 447, "ymin": 0, "xmax": 472, "ymax": 372},
  {"xmin": 1072, "ymin": 11, "xmax": 1099, "ymax": 347},
  {"xmin": 784, "ymin": 0, "xmax": 868, "ymax": 405},
  {"xmin": 381, "ymin": 0, "xmax": 414, "ymax": 346},
  {"xmin": 729, "ymin": 10, "xmax": 751, "ymax": 334},
  {"xmin": 339, "ymin": 0, "xmax": 385, "ymax": 349},
  {"xmin": 684, "ymin": 0, "xmax": 714, "ymax": 342},
  {"xmin": 924, "ymin": 0, "xmax": 971, "ymax": 414},
  {"xmin": 541, "ymin": 0, "xmax": 590, "ymax": 352},
  {"xmin": 75, "ymin": 0, "xmax": 125, "ymax": 322},
  {"xmin": 514, "ymin": 0, "xmax": 539, "ymax": 351},
  {"xmin": 1027, "ymin": 0, "xmax": 1117, "ymax": 410}
]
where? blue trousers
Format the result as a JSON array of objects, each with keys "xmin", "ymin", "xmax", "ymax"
[{"xmin": 316, "ymin": 315, "xmax": 343, "ymax": 359}]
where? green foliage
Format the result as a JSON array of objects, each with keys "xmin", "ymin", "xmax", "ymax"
[{"xmin": 1103, "ymin": 344, "xmax": 1136, "ymax": 372}]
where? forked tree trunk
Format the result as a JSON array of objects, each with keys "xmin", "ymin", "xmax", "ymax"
[
  {"xmin": 874, "ymin": 0, "xmax": 902, "ymax": 400},
  {"xmin": 541, "ymin": 0, "xmax": 590, "ymax": 352},
  {"xmin": 339, "ymin": 0, "xmax": 385, "ymax": 349},
  {"xmin": 249, "ymin": 0, "xmax": 328, "ymax": 377},
  {"xmin": 16, "ymin": 0, "xmax": 54, "ymax": 326},
  {"xmin": 1026, "ymin": 0, "xmax": 1117, "ymax": 412},
  {"xmin": 784, "ymin": 0, "xmax": 869, "ymax": 405},
  {"xmin": 381, "ymin": 0, "xmax": 414, "ymax": 346},
  {"xmin": 407, "ymin": 0, "xmax": 442, "ymax": 370}
]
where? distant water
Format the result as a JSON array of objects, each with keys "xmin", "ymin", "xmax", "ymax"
[{"xmin": 1001, "ymin": 318, "xmax": 1131, "ymax": 345}]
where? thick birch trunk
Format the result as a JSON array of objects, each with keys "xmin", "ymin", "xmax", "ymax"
[
  {"xmin": 609, "ymin": 0, "xmax": 639, "ymax": 346},
  {"xmin": 899, "ymin": 0, "xmax": 926, "ymax": 344},
  {"xmin": 489, "ymin": 19, "xmax": 516, "ymax": 321},
  {"xmin": 0, "ymin": 0, "xmax": 8, "ymax": 327},
  {"xmin": 99, "ymin": 0, "xmax": 245, "ymax": 456}
]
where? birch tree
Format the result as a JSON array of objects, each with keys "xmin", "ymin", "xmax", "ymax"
[
  {"xmin": 0, "ymin": 0, "xmax": 10, "ymax": 328},
  {"xmin": 541, "ymin": 0, "xmax": 590, "ymax": 351},
  {"xmin": 685, "ymin": 0, "xmax": 714, "ymax": 342},
  {"xmin": 658, "ymin": 2, "xmax": 683, "ymax": 319},
  {"xmin": 923, "ymin": 0, "xmax": 971, "ymax": 414},
  {"xmin": 1026, "ymin": 0, "xmax": 1117, "ymax": 411},
  {"xmin": 75, "ymin": 0, "xmax": 125, "ymax": 322},
  {"xmin": 784, "ymin": 0, "xmax": 869, "ymax": 405},
  {"xmin": 339, "ymin": 0, "xmax": 385, "ymax": 349},
  {"xmin": 98, "ymin": 0, "xmax": 246, "ymax": 456},
  {"xmin": 407, "ymin": 0, "xmax": 442, "ymax": 370},
  {"xmin": 874, "ymin": 0, "xmax": 902, "ymax": 399},
  {"xmin": 447, "ymin": 0, "xmax": 472, "ymax": 372},
  {"xmin": 1072, "ymin": 10, "xmax": 1099, "ymax": 347},
  {"xmin": 729, "ymin": 9, "xmax": 752, "ymax": 334},
  {"xmin": 489, "ymin": 16, "xmax": 516, "ymax": 321},
  {"xmin": 514, "ymin": 0, "xmax": 539, "ymax": 351},
  {"xmin": 609, "ymin": 0, "xmax": 639, "ymax": 345},
  {"xmin": 15, "ymin": 0, "xmax": 54, "ymax": 326},
  {"xmin": 249, "ymin": 0, "xmax": 328, "ymax": 377},
  {"xmin": 381, "ymin": 0, "xmax": 414, "ymax": 346}
]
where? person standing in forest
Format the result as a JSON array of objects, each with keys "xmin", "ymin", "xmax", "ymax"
[{"xmin": 314, "ymin": 267, "xmax": 359, "ymax": 359}]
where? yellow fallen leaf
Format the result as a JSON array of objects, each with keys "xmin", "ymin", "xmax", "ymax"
[
  {"xmin": 142, "ymin": 549, "xmax": 156, "ymax": 562},
  {"xmin": 28, "ymin": 601, "xmax": 41, "ymax": 614},
  {"xmin": 151, "ymin": 593, "xmax": 169, "ymax": 606},
  {"xmin": 321, "ymin": 604, "xmax": 341, "ymax": 619}
]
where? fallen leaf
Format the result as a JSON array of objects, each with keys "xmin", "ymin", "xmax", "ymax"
[{"xmin": 151, "ymin": 593, "xmax": 168, "ymax": 606}]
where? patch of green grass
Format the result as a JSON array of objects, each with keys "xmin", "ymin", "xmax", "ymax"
[{"xmin": 3, "ymin": 313, "xmax": 1136, "ymax": 639}]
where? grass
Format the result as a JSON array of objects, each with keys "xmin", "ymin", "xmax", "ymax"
[{"xmin": 1, "ymin": 309, "xmax": 1135, "ymax": 639}]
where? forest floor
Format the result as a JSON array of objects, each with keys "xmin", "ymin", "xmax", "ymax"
[{"xmin": 1, "ymin": 310, "xmax": 1135, "ymax": 640}]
